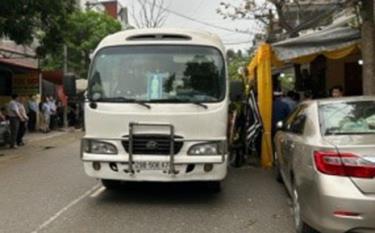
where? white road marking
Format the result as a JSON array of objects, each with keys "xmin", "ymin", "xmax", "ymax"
[
  {"xmin": 89, "ymin": 186, "xmax": 106, "ymax": 198},
  {"xmin": 30, "ymin": 183, "xmax": 101, "ymax": 233}
]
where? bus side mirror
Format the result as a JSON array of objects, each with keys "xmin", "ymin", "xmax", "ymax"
[
  {"xmin": 229, "ymin": 80, "xmax": 244, "ymax": 102},
  {"xmin": 63, "ymin": 73, "xmax": 77, "ymax": 98}
]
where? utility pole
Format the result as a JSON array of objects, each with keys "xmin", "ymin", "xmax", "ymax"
[
  {"xmin": 361, "ymin": 0, "xmax": 375, "ymax": 95},
  {"xmin": 37, "ymin": 57, "xmax": 42, "ymax": 129},
  {"xmin": 267, "ymin": 9, "xmax": 274, "ymax": 42},
  {"xmin": 63, "ymin": 45, "xmax": 68, "ymax": 128},
  {"xmin": 255, "ymin": 10, "xmax": 275, "ymax": 42}
]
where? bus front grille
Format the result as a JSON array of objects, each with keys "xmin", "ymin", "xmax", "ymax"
[{"xmin": 122, "ymin": 135, "xmax": 183, "ymax": 155}]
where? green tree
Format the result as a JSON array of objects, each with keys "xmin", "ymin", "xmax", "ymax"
[
  {"xmin": 226, "ymin": 49, "xmax": 236, "ymax": 60},
  {"xmin": 0, "ymin": 0, "xmax": 75, "ymax": 55},
  {"xmin": 42, "ymin": 11, "xmax": 122, "ymax": 78},
  {"xmin": 228, "ymin": 51, "xmax": 249, "ymax": 81}
]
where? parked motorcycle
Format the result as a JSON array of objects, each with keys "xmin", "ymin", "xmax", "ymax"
[{"xmin": 0, "ymin": 120, "xmax": 10, "ymax": 146}]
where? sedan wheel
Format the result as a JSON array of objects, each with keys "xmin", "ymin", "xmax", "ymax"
[
  {"xmin": 273, "ymin": 152, "xmax": 283, "ymax": 183},
  {"xmin": 292, "ymin": 185, "xmax": 318, "ymax": 233}
]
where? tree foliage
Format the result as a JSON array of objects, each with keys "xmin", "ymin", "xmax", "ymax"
[
  {"xmin": 217, "ymin": 0, "xmax": 349, "ymax": 39},
  {"xmin": 0, "ymin": 0, "xmax": 76, "ymax": 55},
  {"xmin": 227, "ymin": 50, "xmax": 249, "ymax": 81},
  {"xmin": 42, "ymin": 11, "xmax": 122, "ymax": 78}
]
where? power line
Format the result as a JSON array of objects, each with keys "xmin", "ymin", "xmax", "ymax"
[
  {"xmin": 224, "ymin": 40, "xmax": 253, "ymax": 45},
  {"xmin": 143, "ymin": 0, "xmax": 258, "ymax": 35},
  {"xmin": 191, "ymin": 0, "xmax": 205, "ymax": 18}
]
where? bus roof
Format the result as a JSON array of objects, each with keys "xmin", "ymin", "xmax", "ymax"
[{"xmin": 94, "ymin": 28, "xmax": 226, "ymax": 55}]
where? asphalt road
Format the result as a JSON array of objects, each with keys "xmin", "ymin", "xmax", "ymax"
[{"xmin": 0, "ymin": 132, "xmax": 294, "ymax": 233}]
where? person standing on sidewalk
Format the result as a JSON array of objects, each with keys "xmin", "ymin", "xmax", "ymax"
[
  {"xmin": 282, "ymin": 91, "xmax": 297, "ymax": 111},
  {"xmin": 48, "ymin": 96, "xmax": 57, "ymax": 130},
  {"xmin": 7, "ymin": 94, "xmax": 22, "ymax": 149},
  {"xmin": 41, "ymin": 97, "xmax": 51, "ymax": 133},
  {"xmin": 17, "ymin": 97, "xmax": 29, "ymax": 146},
  {"xmin": 27, "ymin": 94, "xmax": 38, "ymax": 132}
]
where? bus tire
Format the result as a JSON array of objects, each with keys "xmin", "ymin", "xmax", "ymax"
[
  {"xmin": 207, "ymin": 181, "xmax": 221, "ymax": 193},
  {"xmin": 101, "ymin": 179, "xmax": 122, "ymax": 190}
]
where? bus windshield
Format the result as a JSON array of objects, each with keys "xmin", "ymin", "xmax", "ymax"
[{"xmin": 88, "ymin": 45, "xmax": 226, "ymax": 103}]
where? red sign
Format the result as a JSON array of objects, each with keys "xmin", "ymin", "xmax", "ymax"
[{"xmin": 56, "ymin": 85, "xmax": 68, "ymax": 106}]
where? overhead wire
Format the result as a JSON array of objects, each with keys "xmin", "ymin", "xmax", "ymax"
[
  {"xmin": 191, "ymin": 0, "xmax": 205, "ymax": 18},
  {"xmin": 143, "ymin": 0, "xmax": 259, "ymax": 35},
  {"xmin": 223, "ymin": 39, "xmax": 253, "ymax": 45}
]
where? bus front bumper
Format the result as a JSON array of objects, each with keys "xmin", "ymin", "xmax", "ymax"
[{"xmin": 82, "ymin": 154, "xmax": 228, "ymax": 182}]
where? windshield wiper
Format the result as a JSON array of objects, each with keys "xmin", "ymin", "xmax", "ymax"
[
  {"xmin": 191, "ymin": 101, "xmax": 208, "ymax": 109},
  {"xmin": 325, "ymin": 131, "xmax": 375, "ymax": 136},
  {"xmin": 133, "ymin": 100, "xmax": 151, "ymax": 109},
  {"xmin": 149, "ymin": 98, "xmax": 208, "ymax": 109},
  {"xmin": 94, "ymin": 97, "xmax": 151, "ymax": 109}
]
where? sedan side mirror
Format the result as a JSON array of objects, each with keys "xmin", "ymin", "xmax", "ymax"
[{"xmin": 276, "ymin": 121, "xmax": 284, "ymax": 130}]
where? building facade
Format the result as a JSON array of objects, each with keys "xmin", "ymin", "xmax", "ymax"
[
  {"xmin": 0, "ymin": 39, "xmax": 39, "ymax": 105},
  {"xmin": 78, "ymin": 0, "xmax": 129, "ymax": 28}
]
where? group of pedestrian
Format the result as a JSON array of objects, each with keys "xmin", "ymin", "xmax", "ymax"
[
  {"xmin": 272, "ymin": 85, "xmax": 345, "ymax": 135},
  {"xmin": 39, "ymin": 96, "xmax": 56, "ymax": 133},
  {"xmin": 0, "ymin": 94, "xmax": 66, "ymax": 149},
  {"xmin": 38, "ymin": 95, "xmax": 68, "ymax": 133},
  {"xmin": 271, "ymin": 90, "xmax": 300, "ymax": 136}
]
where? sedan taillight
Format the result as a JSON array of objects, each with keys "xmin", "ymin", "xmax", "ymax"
[{"xmin": 313, "ymin": 151, "xmax": 375, "ymax": 179}]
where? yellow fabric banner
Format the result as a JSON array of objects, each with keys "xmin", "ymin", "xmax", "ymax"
[
  {"xmin": 257, "ymin": 44, "xmax": 274, "ymax": 168},
  {"xmin": 247, "ymin": 43, "xmax": 274, "ymax": 168},
  {"xmin": 323, "ymin": 44, "xmax": 358, "ymax": 59}
]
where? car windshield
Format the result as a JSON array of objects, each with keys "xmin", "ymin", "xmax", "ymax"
[
  {"xmin": 319, "ymin": 100, "xmax": 375, "ymax": 135},
  {"xmin": 88, "ymin": 45, "xmax": 225, "ymax": 103}
]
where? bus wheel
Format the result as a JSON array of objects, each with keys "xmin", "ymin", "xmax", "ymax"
[
  {"xmin": 207, "ymin": 181, "xmax": 221, "ymax": 193},
  {"xmin": 101, "ymin": 179, "xmax": 122, "ymax": 190}
]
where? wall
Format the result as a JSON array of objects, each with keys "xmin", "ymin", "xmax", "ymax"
[
  {"xmin": 0, "ymin": 96, "xmax": 11, "ymax": 107},
  {"xmin": 325, "ymin": 52, "xmax": 361, "ymax": 91},
  {"xmin": 12, "ymin": 71, "xmax": 39, "ymax": 96},
  {"xmin": 78, "ymin": 0, "xmax": 105, "ymax": 11},
  {"xmin": 102, "ymin": 1, "xmax": 118, "ymax": 19}
]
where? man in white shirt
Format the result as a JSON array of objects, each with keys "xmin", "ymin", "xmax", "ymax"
[
  {"xmin": 48, "ymin": 96, "xmax": 57, "ymax": 130},
  {"xmin": 7, "ymin": 94, "xmax": 22, "ymax": 148},
  {"xmin": 16, "ymin": 97, "xmax": 29, "ymax": 146},
  {"xmin": 42, "ymin": 98, "xmax": 52, "ymax": 133},
  {"xmin": 27, "ymin": 95, "xmax": 38, "ymax": 131}
]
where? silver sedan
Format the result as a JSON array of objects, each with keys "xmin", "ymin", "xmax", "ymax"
[{"xmin": 274, "ymin": 96, "xmax": 375, "ymax": 233}]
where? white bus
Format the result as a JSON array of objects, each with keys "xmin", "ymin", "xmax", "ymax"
[{"xmin": 66, "ymin": 28, "xmax": 235, "ymax": 192}]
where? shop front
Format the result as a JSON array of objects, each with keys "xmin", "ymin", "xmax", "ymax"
[{"xmin": 247, "ymin": 25, "xmax": 362, "ymax": 168}]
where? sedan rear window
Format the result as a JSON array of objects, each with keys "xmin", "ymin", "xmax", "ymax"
[{"xmin": 319, "ymin": 101, "xmax": 375, "ymax": 135}]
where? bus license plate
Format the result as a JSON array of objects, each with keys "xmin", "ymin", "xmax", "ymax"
[{"xmin": 134, "ymin": 161, "xmax": 169, "ymax": 170}]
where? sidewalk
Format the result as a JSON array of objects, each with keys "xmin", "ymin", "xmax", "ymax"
[
  {"xmin": 0, "ymin": 128, "xmax": 82, "ymax": 157},
  {"xmin": 24, "ymin": 129, "xmax": 74, "ymax": 143}
]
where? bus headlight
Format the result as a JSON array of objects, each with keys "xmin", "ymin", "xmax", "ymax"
[
  {"xmin": 188, "ymin": 142, "xmax": 225, "ymax": 155},
  {"xmin": 82, "ymin": 139, "xmax": 118, "ymax": 154}
]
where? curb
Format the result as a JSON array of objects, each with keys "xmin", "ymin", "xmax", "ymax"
[
  {"xmin": 0, "ymin": 128, "xmax": 82, "ymax": 158},
  {"xmin": 25, "ymin": 128, "xmax": 81, "ymax": 143}
]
